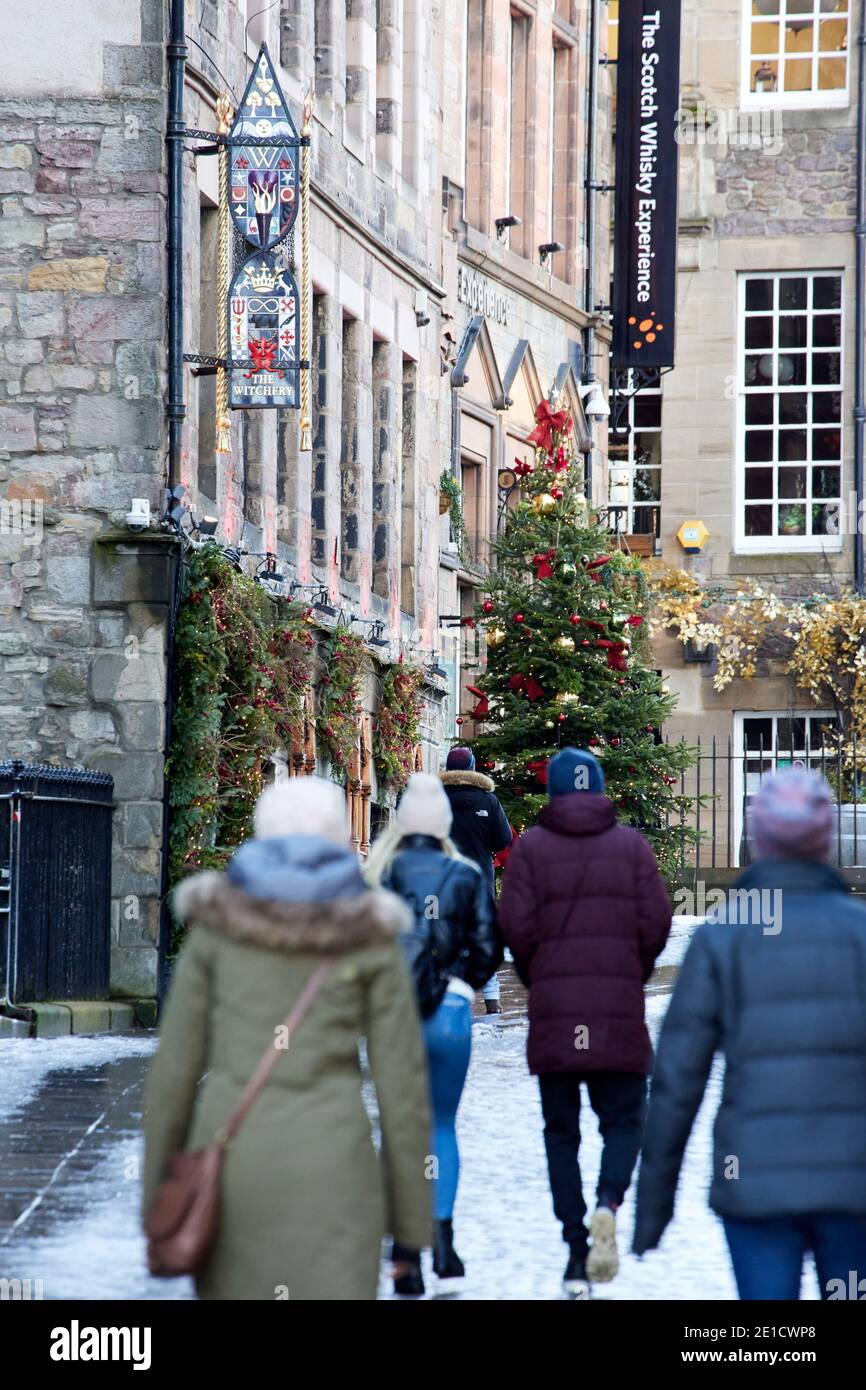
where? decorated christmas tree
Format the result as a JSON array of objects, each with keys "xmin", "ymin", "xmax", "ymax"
[{"xmin": 467, "ymin": 398, "xmax": 696, "ymax": 879}]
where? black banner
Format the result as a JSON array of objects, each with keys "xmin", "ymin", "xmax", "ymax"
[{"xmin": 612, "ymin": 0, "xmax": 682, "ymax": 370}]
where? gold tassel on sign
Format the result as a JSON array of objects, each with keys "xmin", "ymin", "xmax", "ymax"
[
  {"xmin": 215, "ymin": 94, "xmax": 234, "ymax": 455},
  {"xmin": 299, "ymin": 89, "xmax": 313, "ymax": 453}
]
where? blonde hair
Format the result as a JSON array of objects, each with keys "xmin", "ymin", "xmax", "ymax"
[{"xmin": 363, "ymin": 821, "xmax": 479, "ymax": 887}]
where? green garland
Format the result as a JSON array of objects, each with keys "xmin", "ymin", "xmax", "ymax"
[
  {"xmin": 374, "ymin": 660, "xmax": 424, "ymax": 791},
  {"xmin": 316, "ymin": 625, "xmax": 367, "ymax": 779},
  {"xmin": 166, "ymin": 546, "xmax": 314, "ymax": 912}
]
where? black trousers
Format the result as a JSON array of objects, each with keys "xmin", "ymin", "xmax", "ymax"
[{"xmin": 538, "ymin": 1071, "xmax": 647, "ymax": 1255}]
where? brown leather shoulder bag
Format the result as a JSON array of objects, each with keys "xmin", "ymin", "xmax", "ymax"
[{"xmin": 145, "ymin": 959, "xmax": 333, "ymax": 1278}]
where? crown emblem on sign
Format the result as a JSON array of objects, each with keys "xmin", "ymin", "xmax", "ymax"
[{"xmin": 247, "ymin": 262, "xmax": 280, "ymax": 292}]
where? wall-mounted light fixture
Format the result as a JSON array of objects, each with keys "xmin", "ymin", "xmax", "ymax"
[
  {"xmin": 495, "ymin": 214, "xmax": 521, "ymax": 242},
  {"xmin": 539, "ymin": 241, "xmax": 564, "ymax": 268}
]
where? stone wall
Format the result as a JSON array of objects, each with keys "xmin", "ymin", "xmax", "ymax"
[{"xmin": 0, "ymin": 0, "xmax": 168, "ymax": 998}]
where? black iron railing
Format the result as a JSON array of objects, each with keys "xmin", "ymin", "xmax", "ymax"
[{"xmin": 665, "ymin": 734, "xmax": 866, "ymax": 874}]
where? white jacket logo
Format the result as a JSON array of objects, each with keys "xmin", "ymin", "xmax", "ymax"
[{"xmin": 476, "ymin": 809, "xmax": 489, "ymax": 817}]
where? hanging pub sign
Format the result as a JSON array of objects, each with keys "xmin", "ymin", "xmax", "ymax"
[
  {"xmin": 612, "ymin": 0, "xmax": 682, "ymax": 370},
  {"xmin": 228, "ymin": 45, "xmax": 300, "ymax": 249},
  {"xmin": 228, "ymin": 251, "xmax": 300, "ymax": 409}
]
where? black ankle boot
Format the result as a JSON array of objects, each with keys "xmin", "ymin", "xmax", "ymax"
[
  {"xmin": 391, "ymin": 1241, "xmax": 425, "ymax": 1297},
  {"xmin": 432, "ymin": 1219, "xmax": 465, "ymax": 1280}
]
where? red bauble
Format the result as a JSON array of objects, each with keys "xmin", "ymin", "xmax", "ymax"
[
  {"xmin": 618, "ymin": 678, "xmax": 626, "ymax": 686},
  {"xmin": 514, "ymin": 613, "xmax": 525, "ymax": 624},
  {"xmin": 558, "ymin": 713, "xmax": 567, "ymax": 723},
  {"xmin": 645, "ymin": 724, "xmax": 654, "ymax": 732},
  {"xmin": 569, "ymin": 614, "xmax": 580, "ymax": 626},
  {"xmin": 589, "ymin": 736, "xmax": 598, "ymax": 746},
  {"xmin": 482, "ymin": 600, "xmax": 494, "ymax": 614},
  {"xmin": 522, "ymin": 626, "xmax": 533, "ymax": 636},
  {"xmin": 551, "ymin": 488, "xmax": 564, "ymax": 500},
  {"xmin": 456, "ymin": 717, "xmax": 465, "ymax": 726},
  {"xmin": 581, "ymin": 639, "xmax": 590, "ymax": 647},
  {"xmin": 610, "ymin": 737, "xmax": 621, "ymax": 748}
]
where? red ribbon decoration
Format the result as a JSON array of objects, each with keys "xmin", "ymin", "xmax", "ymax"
[
  {"xmin": 527, "ymin": 758, "xmax": 550, "ymax": 786},
  {"xmin": 494, "ymin": 828, "xmax": 519, "ymax": 871},
  {"xmin": 527, "ymin": 399, "xmax": 569, "ymax": 453},
  {"xmin": 585, "ymin": 554, "xmax": 611, "ymax": 572},
  {"xmin": 607, "ymin": 643, "xmax": 629, "ymax": 672},
  {"xmin": 509, "ymin": 673, "xmax": 545, "ymax": 703},
  {"xmin": 531, "ymin": 548, "xmax": 557, "ymax": 580},
  {"xmin": 626, "ymin": 614, "xmax": 644, "ymax": 628},
  {"xmin": 466, "ymin": 684, "xmax": 490, "ymax": 720}
]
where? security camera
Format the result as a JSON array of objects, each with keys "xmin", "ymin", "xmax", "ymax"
[
  {"xmin": 579, "ymin": 381, "xmax": 611, "ymax": 421},
  {"xmin": 125, "ymin": 499, "xmax": 151, "ymax": 533}
]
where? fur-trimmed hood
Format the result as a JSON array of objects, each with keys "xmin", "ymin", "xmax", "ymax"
[
  {"xmin": 173, "ymin": 870, "xmax": 412, "ymax": 954},
  {"xmin": 439, "ymin": 769, "xmax": 495, "ymax": 793}
]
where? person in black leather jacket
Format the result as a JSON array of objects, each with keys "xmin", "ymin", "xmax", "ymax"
[{"xmin": 365, "ymin": 773, "xmax": 502, "ymax": 1295}]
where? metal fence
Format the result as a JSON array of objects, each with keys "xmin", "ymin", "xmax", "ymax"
[
  {"xmin": 0, "ymin": 761, "xmax": 114, "ymax": 1006},
  {"xmin": 666, "ymin": 734, "xmax": 866, "ymax": 874}
]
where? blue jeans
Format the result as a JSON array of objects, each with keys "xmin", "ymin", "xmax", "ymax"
[
  {"xmin": 422, "ymin": 993, "xmax": 472, "ymax": 1221},
  {"xmin": 724, "ymin": 1214, "xmax": 866, "ymax": 1300}
]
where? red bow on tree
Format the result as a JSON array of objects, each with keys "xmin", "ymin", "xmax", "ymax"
[
  {"xmin": 494, "ymin": 829, "xmax": 519, "ymax": 871},
  {"xmin": 513, "ymin": 458, "xmax": 534, "ymax": 478},
  {"xmin": 607, "ymin": 643, "xmax": 629, "ymax": 672},
  {"xmin": 245, "ymin": 336, "xmax": 282, "ymax": 378},
  {"xmin": 466, "ymin": 684, "xmax": 490, "ymax": 720},
  {"xmin": 527, "ymin": 400, "xmax": 570, "ymax": 452},
  {"xmin": 527, "ymin": 758, "xmax": 550, "ymax": 786},
  {"xmin": 532, "ymin": 548, "xmax": 557, "ymax": 580},
  {"xmin": 626, "ymin": 614, "xmax": 644, "ymax": 628},
  {"xmin": 509, "ymin": 673, "xmax": 545, "ymax": 702},
  {"xmin": 585, "ymin": 555, "xmax": 611, "ymax": 572}
]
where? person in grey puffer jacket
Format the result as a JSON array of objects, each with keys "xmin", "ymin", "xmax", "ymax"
[{"xmin": 633, "ymin": 769, "xmax": 866, "ymax": 1300}]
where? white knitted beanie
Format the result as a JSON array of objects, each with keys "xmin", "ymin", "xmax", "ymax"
[
  {"xmin": 253, "ymin": 776, "xmax": 349, "ymax": 846},
  {"xmin": 395, "ymin": 772, "xmax": 453, "ymax": 841}
]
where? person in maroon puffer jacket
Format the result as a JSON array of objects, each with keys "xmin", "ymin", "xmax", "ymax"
[{"xmin": 499, "ymin": 747, "xmax": 671, "ymax": 1297}]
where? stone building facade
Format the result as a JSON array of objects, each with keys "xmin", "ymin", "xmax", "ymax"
[
  {"xmin": 607, "ymin": 0, "xmax": 858, "ymax": 861},
  {"xmin": 0, "ymin": 0, "xmax": 616, "ymax": 1005},
  {"xmin": 438, "ymin": 0, "xmax": 614, "ymax": 720}
]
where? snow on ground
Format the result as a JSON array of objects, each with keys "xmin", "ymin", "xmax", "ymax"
[
  {"xmin": 0, "ymin": 1035, "xmax": 156, "ymax": 1125},
  {"xmin": 0, "ymin": 919, "xmax": 820, "ymax": 1300}
]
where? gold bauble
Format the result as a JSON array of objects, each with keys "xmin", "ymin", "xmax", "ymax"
[
  {"xmin": 486, "ymin": 626, "xmax": 507, "ymax": 649},
  {"xmin": 555, "ymin": 692, "xmax": 581, "ymax": 705},
  {"xmin": 553, "ymin": 635, "xmax": 575, "ymax": 653},
  {"xmin": 532, "ymin": 493, "xmax": 556, "ymax": 515}
]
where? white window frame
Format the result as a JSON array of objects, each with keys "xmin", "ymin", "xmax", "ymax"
[
  {"xmin": 740, "ymin": 0, "xmax": 850, "ymax": 111},
  {"xmin": 735, "ymin": 268, "xmax": 844, "ymax": 555},
  {"xmin": 732, "ymin": 708, "xmax": 838, "ymax": 863},
  {"xmin": 609, "ymin": 368, "xmax": 663, "ymax": 543}
]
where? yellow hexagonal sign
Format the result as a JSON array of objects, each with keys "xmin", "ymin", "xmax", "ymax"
[{"xmin": 676, "ymin": 519, "xmax": 709, "ymax": 553}]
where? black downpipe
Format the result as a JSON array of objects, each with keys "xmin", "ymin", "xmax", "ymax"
[
  {"xmin": 855, "ymin": 0, "xmax": 866, "ymax": 594},
  {"xmin": 167, "ymin": 0, "xmax": 186, "ymax": 493},
  {"xmin": 583, "ymin": 0, "xmax": 600, "ymax": 501},
  {"xmin": 159, "ymin": 0, "xmax": 188, "ymax": 1003}
]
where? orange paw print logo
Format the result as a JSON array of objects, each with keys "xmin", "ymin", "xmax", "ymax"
[{"xmin": 629, "ymin": 313, "xmax": 665, "ymax": 351}]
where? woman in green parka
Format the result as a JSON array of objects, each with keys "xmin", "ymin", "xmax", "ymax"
[{"xmin": 142, "ymin": 776, "xmax": 432, "ymax": 1301}]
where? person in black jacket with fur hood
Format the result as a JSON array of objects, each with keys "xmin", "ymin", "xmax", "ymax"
[
  {"xmin": 440, "ymin": 746, "xmax": 512, "ymax": 1013},
  {"xmin": 633, "ymin": 769, "xmax": 866, "ymax": 1300},
  {"xmin": 365, "ymin": 773, "xmax": 502, "ymax": 1296}
]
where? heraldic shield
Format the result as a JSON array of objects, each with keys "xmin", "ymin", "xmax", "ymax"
[
  {"xmin": 228, "ymin": 252, "xmax": 300, "ymax": 409},
  {"xmin": 228, "ymin": 44, "xmax": 300, "ymax": 251}
]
